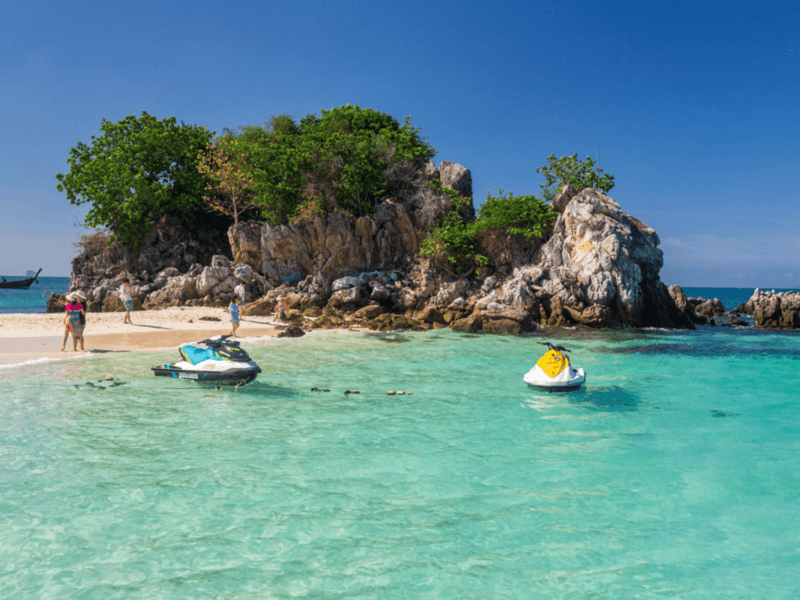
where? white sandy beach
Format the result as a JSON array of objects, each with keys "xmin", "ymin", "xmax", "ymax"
[{"xmin": 0, "ymin": 307, "xmax": 295, "ymax": 365}]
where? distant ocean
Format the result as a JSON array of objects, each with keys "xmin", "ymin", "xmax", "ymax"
[{"xmin": 0, "ymin": 275, "xmax": 70, "ymax": 314}]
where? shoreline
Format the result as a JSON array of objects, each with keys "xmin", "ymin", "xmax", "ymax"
[{"xmin": 0, "ymin": 307, "xmax": 308, "ymax": 366}]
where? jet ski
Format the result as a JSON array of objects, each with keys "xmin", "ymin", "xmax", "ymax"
[
  {"xmin": 152, "ymin": 335, "xmax": 261, "ymax": 386},
  {"xmin": 523, "ymin": 342, "xmax": 586, "ymax": 392}
]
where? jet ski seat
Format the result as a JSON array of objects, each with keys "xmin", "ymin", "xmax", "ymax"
[{"xmin": 179, "ymin": 346, "xmax": 222, "ymax": 365}]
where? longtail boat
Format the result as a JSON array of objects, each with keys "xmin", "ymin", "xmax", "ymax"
[{"xmin": 0, "ymin": 268, "xmax": 42, "ymax": 289}]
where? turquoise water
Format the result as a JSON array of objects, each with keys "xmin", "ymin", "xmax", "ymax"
[
  {"xmin": 1, "ymin": 328, "xmax": 798, "ymax": 598},
  {"xmin": 0, "ymin": 276, "xmax": 69, "ymax": 314}
]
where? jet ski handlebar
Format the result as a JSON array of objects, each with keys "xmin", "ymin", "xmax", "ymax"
[
  {"xmin": 198, "ymin": 335, "xmax": 240, "ymax": 349},
  {"xmin": 538, "ymin": 342, "xmax": 571, "ymax": 353}
]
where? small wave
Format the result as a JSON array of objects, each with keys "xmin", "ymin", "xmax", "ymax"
[{"xmin": 0, "ymin": 352, "xmax": 97, "ymax": 370}]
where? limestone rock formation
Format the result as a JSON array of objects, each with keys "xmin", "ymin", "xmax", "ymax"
[
  {"xmin": 668, "ymin": 285, "xmax": 707, "ymax": 325},
  {"xmin": 227, "ymin": 161, "xmax": 474, "ymax": 287},
  {"xmin": 493, "ymin": 187, "xmax": 694, "ymax": 328},
  {"xmin": 60, "ymin": 158, "xmax": 696, "ymax": 335},
  {"xmin": 439, "ymin": 160, "xmax": 475, "ymax": 221},
  {"xmin": 748, "ymin": 289, "xmax": 800, "ymax": 329}
]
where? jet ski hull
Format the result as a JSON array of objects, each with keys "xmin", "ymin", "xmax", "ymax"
[
  {"xmin": 152, "ymin": 336, "xmax": 262, "ymax": 386},
  {"xmin": 152, "ymin": 362, "xmax": 261, "ymax": 386},
  {"xmin": 523, "ymin": 367, "xmax": 586, "ymax": 392}
]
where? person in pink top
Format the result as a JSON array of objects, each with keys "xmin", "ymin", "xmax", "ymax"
[{"xmin": 60, "ymin": 292, "xmax": 85, "ymax": 351}]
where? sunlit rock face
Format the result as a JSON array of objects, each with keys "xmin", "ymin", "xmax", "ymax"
[{"xmin": 498, "ymin": 186, "xmax": 694, "ymax": 329}]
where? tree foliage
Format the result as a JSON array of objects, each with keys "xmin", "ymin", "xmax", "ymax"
[
  {"xmin": 225, "ymin": 104, "xmax": 436, "ymax": 224},
  {"xmin": 56, "ymin": 112, "xmax": 212, "ymax": 246},
  {"xmin": 535, "ymin": 153, "xmax": 615, "ymax": 202},
  {"xmin": 197, "ymin": 135, "xmax": 257, "ymax": 225},
  {"xmin": 474, "ymin": 189, "xmax": 557, "ymax": 241},
  {"xmin": 57, "ymin": 106, "xmax": 435, "ymax": 248},
  {"xmin": 419, "ymin": 188, "xmax": 558, "ymax": 272}
]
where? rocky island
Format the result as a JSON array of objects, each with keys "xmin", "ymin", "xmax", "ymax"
[
  {"xmin": 53, "ymin": 159, "xmax": 709, "ymax": 334},
  {"xmin": 54, "ymin": 107, "xmax": 796, "ymax": 333}
]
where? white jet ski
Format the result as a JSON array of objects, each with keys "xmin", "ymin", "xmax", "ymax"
[
  {"xmin": 523, "ymin": 342, "xmax": 586, "ymax": 392},
  {"xmin": 152, "ymin": 335, "xmax": 261, "ymax": 386}
]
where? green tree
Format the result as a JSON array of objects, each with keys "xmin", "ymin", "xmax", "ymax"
[
  {"xmin": 56, "ymin": 112, "xmax": 212, "ymax": 246},
  {"xmin": 296, "ymin": 105, "xmax": 436, "ymax": 218},
  {"xmin": 475, "ymin": 189, "xmax": 558, "ymax": 241},
  {"xmin": 535, "ymin": 153, "xmax": 615, "ymax": 202},
  {"xmin": 221, "ymin": 105, "xmax": 437, "ymax": 225}
]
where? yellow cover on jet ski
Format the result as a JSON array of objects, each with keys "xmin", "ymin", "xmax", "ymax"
[{"xmin": 536, "ymin": 350, "xmax": 570, "ymax": 379}]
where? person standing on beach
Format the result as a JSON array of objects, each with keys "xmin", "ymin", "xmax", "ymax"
[
  {"xmin": 275, "ymin": 297, "xmax": 287, "ymax": 321},
  {"xmin": 75, "ymin": 291, "xmax": 87, "ymax": 334},
  {"xmin": 227, "ymin": 299, "xmax": 240, "ymax": 337},
  {"xmin": 120, "ymin": 279, "xmax": 134, "ymax": 324},
  {"xmin": 60, "ymin": 292, "xmax": 85, "ymax": 352},
  {"xmin": 234, "ymin": 282, "xmax": 246, "ymax": 309}
]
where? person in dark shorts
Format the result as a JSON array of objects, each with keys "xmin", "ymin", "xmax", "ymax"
[{"xmin": 120, "ymin": 279, "xmax": 134, "ymax": 324}]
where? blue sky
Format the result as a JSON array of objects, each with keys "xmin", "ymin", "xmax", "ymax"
[{"xmin": 1, "ymin": 1, "xmax": 798, "ymax": 286}]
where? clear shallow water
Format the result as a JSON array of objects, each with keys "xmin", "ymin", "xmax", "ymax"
[
  {"xmin": 0, "ymin": 276, "xmax": 69, "ymax": 313},
  {"xmin": 1, "ymin": 329, "xmax": 798, "ymax": 598}
]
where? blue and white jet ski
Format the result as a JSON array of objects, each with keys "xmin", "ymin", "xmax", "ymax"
[
  {"xmin": 523, "ymin": 342, "xmax": 586, "ymax": 392},
  {"xmin": 152, "ymin": 335, "xmax": 261, "ymax": 386}
]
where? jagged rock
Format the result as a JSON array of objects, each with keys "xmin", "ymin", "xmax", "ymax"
[
  {"xmin": 354, "ymin": 304, "xmax": 384, "ymax": 319},
  {"xmin": 695, "ymin": 298, "xmax": 726, "ymax": 317},
  {"xmin": 370, "ymin": 283, "xmax": 392, "ymax": 302},
  {"xmin": 479, "ymin": 302, "xmax": 535, "ymax": 333},
  {"xmin": 233, "ymin": 264, "xmax": 254, "ymax": 285},
  {"xmin": 668, "ymin": 285, "xmax": 690, "ymax": 312},
  {"xmin": 228, "ymin": 221, "xmax": 263, "ymax": 268},
  {"xmin": 332, "ymin": 276, "xmax": 358, "ymax": 291},
  {"xmin": 729, "ymin": 316, "xmax": 749, "ymax": 326},
  {"xmin": 424, "ymin": 160, "xmax": 439, "ymax": 180},
  {"xmin": 551, "ymin": 184, "xmax": 577, "ymax": 213},
  {"xmin": 242, "ymin": 297, "xmax": 276, "ymax": 316},
  {"xmin": 433, "ymin": 280, "xmax": 468, "ymax": 308},
  {"xmin": 328, "ymin": 286, "xmax": 362, "ymax": 308},
  {"xmin": 143, "ymin": 274, "xmax": 198, "ymax": 308},
  {"xmin": 499, "ymin": 279, "xmax": 538, "ymax": 313},
  {"xmin": 196, "ymin": 266, "xmax": 230, "ymax": 297},
  {"xmin": 277, "ymin": 326, "xmax": 305, "ymax": 338},
  {"xmin": 393, "ymin": 287, "xmax": 418, "ymax": 312},
  {"xmin": 481, "ymin": 276, "xmax": 498, "ymax": 292},
  {"xmin": 439, "ymin": 161, "xmax": 474, "ymax": 221},
  {"xmin": 501, "ymin": 188, "xmax": 693, "ymax": 329},
  {"xmin": 211, "ymin": 255, "xmax": 231, "ymax": 268},
  {"xmin": 451, "ymin": 312, "xmax": 483, "ymax": 332},
  {"xmin": 668, "ymin": 285, "xmax": 707, "ymax": 325},
  {"xmin": 256, "ymin": 203, "xmax": 424, "ymax": 287},
  {"xmin": 749, "ymin": 289, "xmax": 800, "ymax": 329},
  {"xmin": 46, "ymin": 292, "xmax": 67, "ymax": 313},
  {"xmin": 415, "ymin": 306, "xmax": 445, "ymax": 324}
]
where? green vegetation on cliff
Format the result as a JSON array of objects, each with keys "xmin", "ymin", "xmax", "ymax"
[
  {"xmin": 227, "ymin": 105, "xmax": 436, "ymax": 224},
  {"xmin": 57, "ymin": 105, "xmax": 435, "ymax": 246},
  {"xmin": 420, "ymin": 153, "xmax": 615, "ymax": 273},
  {"xmin": 536, "ymin": 153, "xmax": 615, "ymax": 201},
  {"xmin": 420, "ymin": 189, "xmax": 558, "ymax": 272}
]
